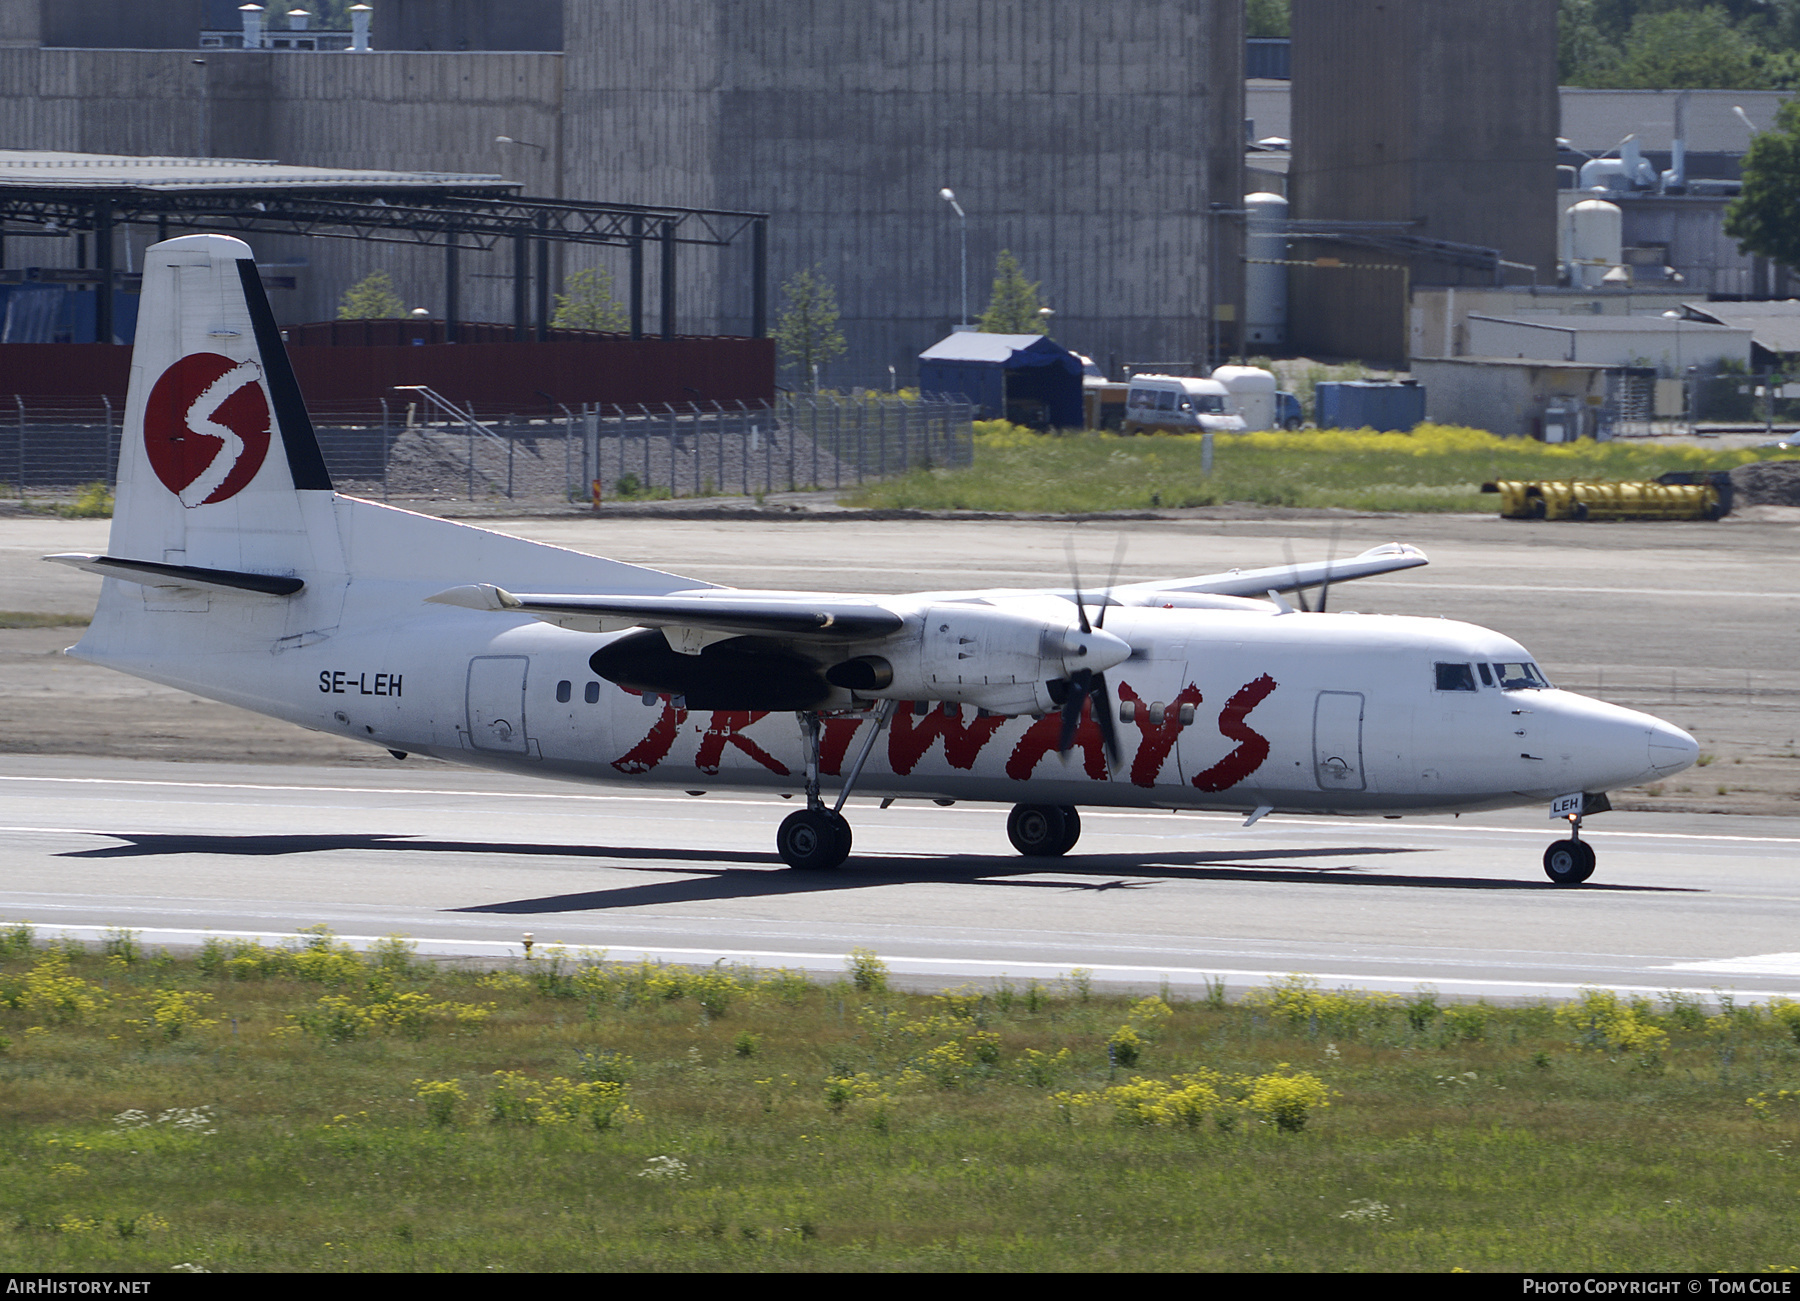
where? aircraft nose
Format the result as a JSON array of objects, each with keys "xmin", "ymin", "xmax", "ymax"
[{"xmin": 1648, "ymin": 718, "xmax": 1699, "ymax": 777}]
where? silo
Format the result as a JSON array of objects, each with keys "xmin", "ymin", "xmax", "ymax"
[
  {"xmin": 1567, "ymin": 198, "xmax": 1622, "ymax": 289},
  {"xmin": 1244, "ymin": 191, "xmax": 1289, "ymax": 348}
]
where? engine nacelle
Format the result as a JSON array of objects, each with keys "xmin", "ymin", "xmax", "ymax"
[{"xmin": 833, "ymin": 602, "xmax": 1129, "ymax": 715}]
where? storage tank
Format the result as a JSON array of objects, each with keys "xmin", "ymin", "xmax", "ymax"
[
  {"xmin": 1211, "ymin": 364, "xmax": 1280, "ymax": 430},
  {"xmin": 1566, "ymin": 198, "xmax": 1622, "ymax": 290},
  {"xmin": 1244, "ymin": 192, "xmax": 1288, "ymax": 348}
]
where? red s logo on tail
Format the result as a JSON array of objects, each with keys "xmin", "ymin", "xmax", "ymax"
[{"xmin": 144, "ymin": 353, "xmax": 273, "ymax": 507}]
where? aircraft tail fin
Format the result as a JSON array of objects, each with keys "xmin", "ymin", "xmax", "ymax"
[{"xmin": 106, "ymin": 234, "xmax": 332, "ymax": 576}]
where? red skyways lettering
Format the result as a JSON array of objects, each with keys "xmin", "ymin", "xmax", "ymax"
[
  {"xmin": 887, "ymin": 703, "xmax": 1008, "ymax": 775},
  {"xmin": 607, "ymin": 674, "xmax": 1279, "ymax": 790},
  {"xmin": 1118, "ymin": 681, "xmax": 1206, "ymax": 788},
  {"xmin": 1005, "ymin": 704, "xmax": 1111, "ymax": 781},
  {"xmin": 1190, "ymin": 673, "xmax": 1278, "ymax": 792},
  {"xmin": 608, "ymin": 692, "xmax": 790, "ymax": 777}
]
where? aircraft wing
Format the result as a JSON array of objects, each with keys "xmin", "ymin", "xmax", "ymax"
[
  {"xmin": 1111, "ymin": 542, "xmax": 1427, "ymax": 601},
  {"xmin": 426, "ymin": 583, "xmax": 905, "ymax": 641}
]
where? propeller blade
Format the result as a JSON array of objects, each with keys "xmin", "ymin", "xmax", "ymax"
[
  {"xmin": 1064, "ymin": 539, "xmax": 1092, "ymax": 635},
  {"xmin": 1091, "ymin": 671, "xmax": 1123, "ymax": 770},
  {"xmin": 1097, "ymin": 533, "xmax": 1128, "ymax": 630},
  {"xmin": 1059, "ymin": 667, "xmax": 1092, "ymax": 754},
  {"xmin": 1281, "ymin": 539, "xmax": 1312, "ymax": 612},
  {"xmin": 1318, "ymin": 525, "xmax": 1342, "ymax": 613}
]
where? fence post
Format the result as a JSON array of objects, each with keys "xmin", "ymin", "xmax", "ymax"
[
  {"xmin": 102, "ymin": 395, "xmax": 116, "ymax": 487},
  {"xmin": 16, "ymin": 395, "xmax": 24, "ymax": 500}
]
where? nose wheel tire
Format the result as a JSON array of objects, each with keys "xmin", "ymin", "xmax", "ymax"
[
  {"xmin": 778, "ymin": 808, "xmax": 852, "ymax": 870},
  {"xmin": 1543, "ymin": 838, "xmax": 1596, "ymax": 885},
  {"xmin": 1007, "ymin": 803, "xmax": 1082, "ymax": 857}
]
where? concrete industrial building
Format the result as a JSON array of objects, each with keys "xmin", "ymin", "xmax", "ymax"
[
  {"xmin": 1286, "ymin": 0, "xmax": 1559, "ymax": 366},
  {"xmin": 0, "ymin": 0, "xmax": 1245, "ymax": 390}
]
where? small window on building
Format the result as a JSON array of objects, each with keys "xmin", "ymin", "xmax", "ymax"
[
  {"xmin": 584, "ymin": 681, "xmax": 601, "ymax": 704},
  {"xmin": 1435, "ymin": 662, "xmax": 1477, "ymax": 692},
  {"xmin": 555, "ymin": 680, "xmax": 571, "ymax": 703}
]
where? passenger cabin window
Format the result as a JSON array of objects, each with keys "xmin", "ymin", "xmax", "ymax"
[
  {"xmin": 1493, "ymin": 661, "xmax": 1551, "ymax": 691},
  {"xmin": 584, "ymin": 681, "xmax": 602, "ymax": 704},
  {"xmin": 556, "ymin": 680, "xmax": 572, "ymax": 703},
  {"xmin": 1435, "ymin": 662, "xmax": 1477, "ymax": 692},
  {"xmin": 1158, "ymin": 390, "xmax": 1176, "ymax": 411}
]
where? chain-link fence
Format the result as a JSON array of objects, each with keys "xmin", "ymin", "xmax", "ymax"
[
  {"xmin": 1688, "ymin": 370, "xmax": 1800, "ymax": 433},
  {"xmin": 1, "ymin": 392, "xmax": 974, "ymax": 504}
]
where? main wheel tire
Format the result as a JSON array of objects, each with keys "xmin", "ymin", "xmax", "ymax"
[
  {"xmin": 1056, "ymin": 805, "xmax": 1083, "ymax": 855},
  {"xmin": 1571, "ymin": 840, "xmax": 1596, "ymax": 882},
  {"xmin": 778, "ymin": 808, "xmax": 852, "ymax": 870},
  {"xmin": 1543, "ymin": 838, "xmax": 1594, "ymax": 886},
  {"xmin": 1008, "ymin": 803, "xmax": 1072, "ymax": 857}
]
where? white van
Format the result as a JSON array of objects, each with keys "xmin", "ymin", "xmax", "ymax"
[{"xmin": 1120, "ymin": 374, "xmax": 1248, "ymax": 435}]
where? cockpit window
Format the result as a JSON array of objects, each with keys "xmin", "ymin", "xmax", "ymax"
[
  {"xmin": 1435, "ymin": 662, "xmax": 1477, "ymax": 692},
  {"xmin": 1477, "ymin": 662, "xmax": 1494, "ymax": 687},
  {"xmin": 1493, "ymin": 661, "xmax": 1551, "ymax": 690}
]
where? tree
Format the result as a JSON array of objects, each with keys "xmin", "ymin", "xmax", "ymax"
[
  {"xmin": 1246, "ymin": 0, "xmax": 1289, "ymax": 39},
  {"xmin": 1608, "ymin": 6, "xmax": 1776, "ymax": 89},
  {"xmin": 772, "ymin": 267, "xmax": 846, "ymax": 388},
  {"xmin": 1725, "ymin": 97, "xmax": 1800, "ymax": 268},
  {"xmin": 977, "ymin": 250, "xmax": 1048, "ymax": 335},
  {"xmin": 551, "ymin": 267, "xmax": 628, "ymax": 332},
  {"xmin": 337, "ymin": 270, "xmax": 406, "ymax": 320},
  {"xmin": 1559, "ymin": 1, "xmax": 1800, "ymax": 88}
]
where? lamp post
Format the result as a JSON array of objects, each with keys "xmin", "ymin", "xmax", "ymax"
[{"xmin": 939, "ymin": 187, "xmax": 968, "ymax": 327}]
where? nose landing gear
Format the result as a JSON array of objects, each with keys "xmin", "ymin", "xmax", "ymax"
[{"xmin": 1544, "ymin": 807, "xmax": 1597, "ymax": 885}]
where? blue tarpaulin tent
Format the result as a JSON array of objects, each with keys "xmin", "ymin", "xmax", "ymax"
[{"xmin": 918, "ymin": 332, "xmax": 1083, "ymax": 429}]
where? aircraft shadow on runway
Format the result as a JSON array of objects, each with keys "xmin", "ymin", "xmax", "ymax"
[{"xmin": 57, "ymin": 831, "xmax": 1703, "ymax": 909}]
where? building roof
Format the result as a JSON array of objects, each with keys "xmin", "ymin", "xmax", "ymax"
[
  {"xmin": 1558, "ymin": 88, "xmax": 1790, "ymax": 155},
  {"xmin": 918, "ymin": 332, "xmax": 1073, "ymax": 365},
  {"xmin": 1469, "ymin": 312, "xmax": 1745, "ymax": 335},
  {"xmin": 0, "ymin": 150, "xmax": 512, "ymax": 194},
  {"xmin": 1682, "ymin": 300, "xmax": 1800, "ymax": 355}
]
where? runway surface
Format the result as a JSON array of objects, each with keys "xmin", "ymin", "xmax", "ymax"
[{"xmin": 5, "ymin": 755, "xmax": 1799, "ymax": 1005}]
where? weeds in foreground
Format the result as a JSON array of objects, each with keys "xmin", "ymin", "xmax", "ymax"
[
  {"xmin": 3, "ymin": 927, "xmax": 1800, "ymax": 1271},
  {"xmin": 845, "ymin": 424, "xmax": 1799, "ymax": 514}
]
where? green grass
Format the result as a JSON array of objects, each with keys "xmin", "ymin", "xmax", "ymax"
[
  {"xmin": 0, "ymin": 612, "xmax": 89, "ymax": 630},
  {"xmin": 845, "ymin": 424, "xmax": 1798, "ymax": 514},
  {"xmin": 4, "ymin": 927, "xmax": 1800, "ymax": 1271}
]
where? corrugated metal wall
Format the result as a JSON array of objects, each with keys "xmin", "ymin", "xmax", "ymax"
[{"xmin": 565, "ymin": 0, "xmax": 1240, "ymax": 385}]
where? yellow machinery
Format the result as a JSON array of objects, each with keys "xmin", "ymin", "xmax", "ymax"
[{"xmin": 1483, "ymin": 479, "xmax": 1723, "ymax": 521}]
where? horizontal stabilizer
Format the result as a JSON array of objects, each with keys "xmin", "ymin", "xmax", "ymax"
[
  {"xmin": 425, "ymin": 583, "xmax": 905, "ymax": 640},
  {"xmin": 46, "ymin": 553, "xmax": 304, "ymax": 596}
]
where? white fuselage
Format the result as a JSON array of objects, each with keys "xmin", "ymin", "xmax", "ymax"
[{"xmin": 67, "ymin": 496, "xmax": 1694, "ymax": 820}]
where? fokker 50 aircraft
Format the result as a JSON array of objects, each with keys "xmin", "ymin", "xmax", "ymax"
[{"xmin": 49, "ymin": 236, "xmax": 1699, "ymax": 884}]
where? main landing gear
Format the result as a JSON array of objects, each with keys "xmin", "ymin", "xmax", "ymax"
[
  {"xmin": 777, "ymin": 702, "xmax": 897, "ymax": 870},
  {"xmin": 1006, "ymin": 803, "xmax": 1082, "ymax": 857},
  {"xmin": 1543, "ymin": 810, "xmax": 1596, "ymax": 886}
]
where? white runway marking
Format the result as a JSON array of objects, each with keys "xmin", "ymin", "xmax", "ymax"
[{"xmin": 1665, "ymin": 952, "xmax": 1800, "ymax": 976}]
